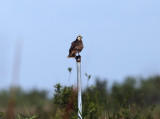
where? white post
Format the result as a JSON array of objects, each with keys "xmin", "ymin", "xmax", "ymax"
[{"xmin": 76, "ymin": 56, "xmax": 82, "ymax": 119}]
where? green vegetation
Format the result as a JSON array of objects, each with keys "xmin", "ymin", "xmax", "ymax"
[{"xmin": 1, "ymin": 76, "xmax": 160, "ymax": 119}]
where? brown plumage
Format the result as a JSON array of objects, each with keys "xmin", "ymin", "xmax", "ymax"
[{"xmin": 68, "ymin": 35, "xmax": 83, "ymax": 58}]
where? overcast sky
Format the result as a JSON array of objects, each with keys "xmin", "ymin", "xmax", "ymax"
[{"xmin": 0, "ymin": 0, "xmax": 160, "ymax": 94}]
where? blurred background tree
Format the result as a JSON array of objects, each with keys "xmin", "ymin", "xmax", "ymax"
[{"xmin": 0, "ymin": 75, "xmax": 160, "ymax": 119}]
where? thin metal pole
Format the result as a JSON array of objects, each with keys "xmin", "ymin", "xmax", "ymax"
[{"xmin": 76, "ymin": 56, "xmax": 82, "ymax": 119}]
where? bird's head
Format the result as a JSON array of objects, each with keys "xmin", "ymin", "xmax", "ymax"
[{"xmin": 77, "ymin": 35, "xmax": 83, "ymax": 41}]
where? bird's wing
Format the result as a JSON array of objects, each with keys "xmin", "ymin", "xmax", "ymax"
[
  {"xmin": 69, "ymin": 40, "xmax": 83, "ymax": 51},
  {"xmin": 70, "ymin": 41, "xmax": 77, "ymax": 50}
]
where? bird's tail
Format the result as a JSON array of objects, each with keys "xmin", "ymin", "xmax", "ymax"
[{"xmin": 67, "ymin": 54, "xmax": 76, "ymax": 58}]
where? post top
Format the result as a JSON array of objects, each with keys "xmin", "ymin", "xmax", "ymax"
[{"xmin": 75, "ymin": 55, "xmax": 81, "ymax": 62}]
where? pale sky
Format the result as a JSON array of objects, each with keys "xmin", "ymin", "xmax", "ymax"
[{"xmin": 0, "ymin": 0, "xmax": 160, "ymax": 94}]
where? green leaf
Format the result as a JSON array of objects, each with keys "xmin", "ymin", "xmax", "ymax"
[{"xmin": 68, "ymin": 67, "xmax": 72, "ymax": 73}]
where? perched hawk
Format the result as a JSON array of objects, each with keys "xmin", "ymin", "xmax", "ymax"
[{"xmin": 68, "ymin": 35, "xmax": 84, "ymax": 58}]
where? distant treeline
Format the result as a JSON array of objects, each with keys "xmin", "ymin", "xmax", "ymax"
[{"xmin": 0, "ymin": 75, "xmax": 160, "ymax": 119}]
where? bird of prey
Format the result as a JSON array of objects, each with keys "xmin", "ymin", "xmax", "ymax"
[{"xmin": 68, "ymin": 35, "xmax": 83, "ymax": 58}]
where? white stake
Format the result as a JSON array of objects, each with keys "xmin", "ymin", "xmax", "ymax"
[{"xmin": 76, "ymin": 56, "xmax": 82, "ymax": 119}]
